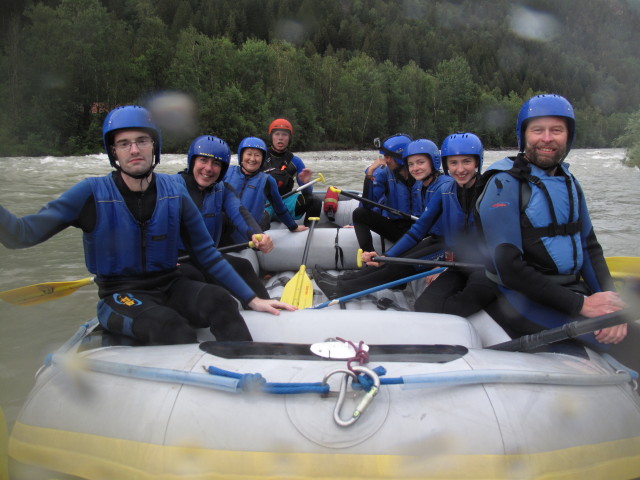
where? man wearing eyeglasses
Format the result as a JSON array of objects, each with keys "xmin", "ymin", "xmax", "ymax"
[{"xmin": 0, "ymin": 105, "xmax": 295, "ymax": 345}]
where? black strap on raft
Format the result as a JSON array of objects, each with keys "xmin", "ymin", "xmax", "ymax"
[
  {"xmin": 334, "ymin": 228, "xmax": 344, "ymax": 270},
  {"xmin": 200, "ymin": 341, "xmax": 468, "ymax": 363}
]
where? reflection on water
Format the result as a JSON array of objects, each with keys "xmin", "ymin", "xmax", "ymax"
[{"xmin": 0, "ymin": 148, "xmax": 638, "ymax": 427}]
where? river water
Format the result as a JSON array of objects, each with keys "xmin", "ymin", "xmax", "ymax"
[{"xmin": 0, "ymin": 148, "xmax": 638, "ymax": 430}]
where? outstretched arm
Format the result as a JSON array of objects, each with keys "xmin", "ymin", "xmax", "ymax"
[{"xmin": 0, "ymin": 180, "xmax": 92, "ymax": 248}]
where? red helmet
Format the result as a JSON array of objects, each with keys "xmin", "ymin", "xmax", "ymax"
[{"xmin": 268, "ymin": 118, "xmax": 293, "ymax": 135}]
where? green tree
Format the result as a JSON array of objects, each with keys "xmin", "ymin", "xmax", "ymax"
[
  {"xmin": 613, "ymin": 110, "xmax": 640, "ymax": 168},
  {"xmin": 333, "ymin": 53, "xmax": 386, "ymax": 146},
  {"xmin": 433, "ymin": 56, "xmax": 480, "ymax": 139},
  {"xmin": 13, "ymin": 0, "xmax": 130, "ymax": 154}
]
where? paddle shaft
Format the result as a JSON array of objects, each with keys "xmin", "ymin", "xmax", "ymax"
[
  {"xmin": 329, "ymin": 187, "xmax": 418, "ymax": 221},
  {"xmin": 177, "ymin": 238, "xmax": 259, "ymax": 263},
  {"xmin": 265, "ymin": 174, "xmax": 325, "ymax": 208},
  {"xmin": 489, "ymin": 311, "xmax": 630, "ymax": 352},
  {"xmin": 301, "ymin": 218, "xmax": 319, "ymax": 267},
  {"xmin": 311, "ymin": 267, "xmax": 446, "ymax": 309},
  {"xmin": 371, "ymin": 256, "xmax": 483, "ymax": 270}
]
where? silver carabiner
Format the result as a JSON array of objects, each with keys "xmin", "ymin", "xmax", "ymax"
[{"xmin": 327, "ymin": 365, "xmax": 380, "ymax": 427}]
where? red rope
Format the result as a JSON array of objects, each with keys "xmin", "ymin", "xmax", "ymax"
[{"xmin": 336, "ymin": 337, "xmax": 369, "ymax": 372}]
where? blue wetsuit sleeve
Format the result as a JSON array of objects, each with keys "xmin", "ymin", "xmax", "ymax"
[
  {"xmin": 222, "ymin": 186, "xmax": 262, "ymax": 240},
  {"xmin": 0, "ymin": 179, "xmax": 92, "ymax": 248},
  {"xmin": 265, "ymin": 176, "xmax": 298, "ymax": 231},
  {"xmin": 386, "ymin": 194, "xmax": 443, "ymax": 257},
  {"xmin": 292, "ymin": 155, "xmax": 311, "ymax": 195},
  {"xmin": 478, "ymin": 173, "xmax": 584, "ymax": 315},
  {"xmin": 371, "ymin": 167, "xmax": 388, "ymax": 206},
  {"xmin": 180, "ymin": 190, "xmax": 256, "ymax": 303}
]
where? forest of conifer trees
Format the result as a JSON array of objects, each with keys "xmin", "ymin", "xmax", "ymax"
[{"xmin": 1, "ymin": 0, "xmax": 639, "ymax": 158}]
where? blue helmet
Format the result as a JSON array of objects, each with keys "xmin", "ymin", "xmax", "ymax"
[
  {"xmin": 103, "ymin": 105, "xmax": 161, "ymax": 168},
  {"xmin": 375, "ymin": 133, "xmax": 412, "ymax": 164},
  {"xmin": 237, "ymin": 136, "xmax": 267, "ymax": 166},
  {"xmin": 516, "ymin": 94, "xmax": 575, "ymax": 153},
  {"xmin": 403, "ymin": 139, "xmax": 442, "ymax": 172},
  {"xmin": 187, "ymin": 135, "xmax": 231, "ymax": 179},
  {"xmin": 441, "ymin": 132, "xmax": 484, "ymax": 175}
]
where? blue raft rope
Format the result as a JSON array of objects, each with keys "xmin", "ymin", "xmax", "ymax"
[{"xmin": 204, "ymin": 364, "xmax": 399, "ymax": 394}]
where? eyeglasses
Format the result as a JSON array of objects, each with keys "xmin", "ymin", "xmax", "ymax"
[{"xmin": 114, "ymin": 137, "xmax": 153, "ymax": 151}]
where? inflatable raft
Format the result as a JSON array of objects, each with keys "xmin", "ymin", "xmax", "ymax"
[{"xmin": 7, "ymin": 199, "xmax": 640, "ymax": 480}]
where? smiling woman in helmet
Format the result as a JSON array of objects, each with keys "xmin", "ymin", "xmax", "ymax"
[
  {"xmin": 172, "ymin": 135, "xmax": 274, "ymax": 301},
  {"xmin": 224, "ymin": 136, "xmax": 307, "ymax": 235},
  {"xmin": 477, "ymin": 94, "xmax": 627, "ymax": 348}
]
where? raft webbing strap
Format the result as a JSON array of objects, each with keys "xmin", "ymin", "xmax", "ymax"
[
  {"xmin": 205, "ymin": 365, "xmax": 330, "ymax": 394},
  {"xmin": 334, "ymin": 228, "xmax": 344, "ymax": 269}
]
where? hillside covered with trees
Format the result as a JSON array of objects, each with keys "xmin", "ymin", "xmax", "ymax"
[{"xmin": 1, "ymin": 0, "xmax": 639, "ymax": 157}]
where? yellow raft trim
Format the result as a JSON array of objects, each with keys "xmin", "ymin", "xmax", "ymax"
[
  {"xmin": 8, "ymin": 422, "xmax": 640, "ymax": 480},
  {"xmin": 606, "ymin": 256, "xmax": 640, "ymax": 280}
]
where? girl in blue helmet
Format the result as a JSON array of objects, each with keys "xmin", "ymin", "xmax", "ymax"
[
  {"xmin": 477, "ymin": 94, "xmax": 627, "ymax": 349},
  {"xmin": 313, "ymin": 139, "xmax": 454, "ymax": 300},
  {"xmin": 351, "ymin": 133, "xmax": 415, "ymax": 252},
  {"xmin": 0, "ymin": 106, "xmax": 296, "ymax": 345},
  {"xmin": 173, "ymin": 135, "xmax": 273, "ymax": 300},
  {"xmin": 224, "ymin": 136, "xmax": 308, "ymax": 236}
]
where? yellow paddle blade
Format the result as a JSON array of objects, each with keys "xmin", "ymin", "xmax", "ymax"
[
  {"xmin": 606, "ymin": 257, "xmax": 640, "ymax": 280},
  {"xmin": 280, "ymin": 265, "xmax": 314, "ymax": 309},
  {"xmin": 0, "ymin": 277, "xmax": 94, "ymax": 306}
]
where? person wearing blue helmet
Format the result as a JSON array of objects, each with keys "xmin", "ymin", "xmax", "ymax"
[
  {"xmin": 224, "ymin": 136, "xmax": 308, "ymax": 235},
  {"xmin": 351, "ymin": 133, "xmax": 415, "ymax": 252},
  {"xmin": 173, "ymin": 135, "xmax": 273, "ymax": 300},
  {"xmin": 0, "ymin": 106, "xmax": 295, "ymax": 346},
  {"xmin": 360, "ymin": 133, "xmax": 412, "ymax": 211},
  {"xmin": 313, "ymin": 138, "xmax": 452, "ymax": 300},
  {"xmin": 477, "ymin": 94, "xmax": 627, "ymax": 348}
]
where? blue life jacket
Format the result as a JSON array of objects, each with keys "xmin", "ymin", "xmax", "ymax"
[
  {"xmin": 379, "ymin": 168, "xmax": 413, "ymax": 220},
  {"xmin": 411, "ymin": 174, "xmax": 454, "ymax": 236},
  {"xmin": 225, "ymin": 165, "xmax": 269, "ymax": 223},
  {"xmin": 475, "ymin": 156, "xmax": 604, "ymax": 346},
  {"xmin": 83, "ymin": 174, "xmax": 182, "ymax": 277},
  {"xmin": 480, "ymin": 156, "xmax": 583, "ymax": 275},
  {"xmin": 386, "ymin": 178, "xmax": 477, "ymax": 259},
  {"xmin": 173, "ymin": 173, "xmax": 225, "ymax": 245}
]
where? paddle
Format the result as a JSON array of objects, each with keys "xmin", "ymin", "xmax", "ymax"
[
  {"xmin": 0, "ymin": 277, "xmax": 95, "ymax": 307},
  {"xmin": 1, "ymin": 236, "xmax": 263, "ymax": 307},
  {"xmin": 280, "ymin": 217, "xmax": 320, "ymax": 308},
  {"xmin": 311, "ymin": 267, "xmax": 446, "ymax": 309},
  {"xmin": 488, "ymin": 310, "xmax": 632, "ymax": 352},
  {"xmin": 356, "ymin": 251, "xmax": 483, "ymax": 270},
  {"xmin": 328, "ymin": 186, "xmax": 419, "ymax": 221},
  {"xmin": 265, "ymin": 173, "xmax": 326, "ymax": 208},
  {"xmin": 364, "ymin": 255, "xmax": 639, "ymax": 278}
]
